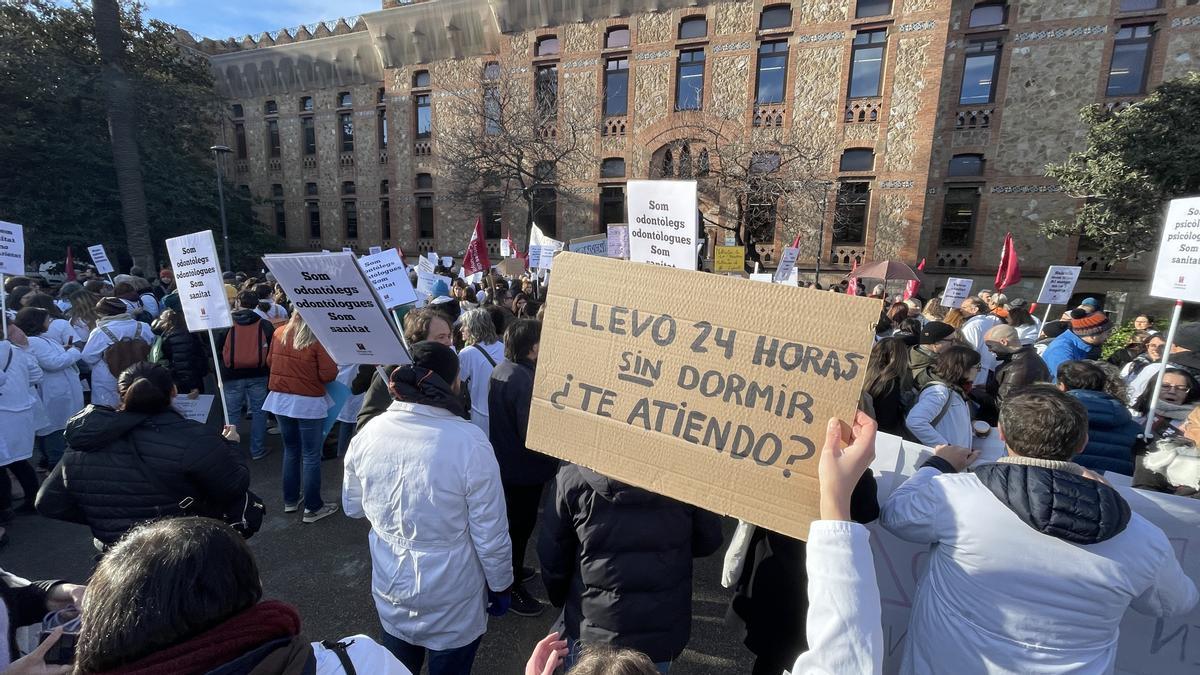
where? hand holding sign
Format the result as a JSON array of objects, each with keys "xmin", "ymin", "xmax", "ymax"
[{"xmin": 818, "ymin": 411, "xmax": 877, "ymax": 521}]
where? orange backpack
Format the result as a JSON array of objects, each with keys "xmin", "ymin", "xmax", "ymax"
[{"xmin": 222, "ymin": 321, "xmax": 270, "ymax": 370}]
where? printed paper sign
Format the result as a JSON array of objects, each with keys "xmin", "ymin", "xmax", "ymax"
[
  {"xmin": 538, "ymin": 243, "xmax": 562, "ymax": 270},
  {"xmin": 627, "ymin": 180, "xmax": 698, "ymax": 270},
  {"xmin": 1151, "ymin": 196, "xmax": 1200, "ymax": 303},
  {"xmin": 263, "ymin": 252, "xmax": 410, "ymax": 366},
  {"xmin": 940, "ymin": 277, "xmax": 974, "ymax": 309},
  {"xmin": 88, "ymin": 244, "xmax": 114, "ymax": 275},
  {"xmin": 342, "ymin": 247, "xmax": 353, "ymax": 253},
  {"xmin": 0, "ymin": 221, "xmax": 24, "ymax": 277},
  {"xmin": 1036, "ymin": 265, "xmax": 1082, "ymax": 305},
  {"xmin": 427, "ymin": 252, "xmax": 438, "ymax": 266},
  {"xmin": 527, "ymin": 253, "xmax": 880, "ymax": 540},
  {"xmin": 415, "ymin": 271, "xmax": 452, "ymax": 299},
  {"xmin": 568, "ymin": 234, "xmax": 608, "ymax": 257},
  {"xmin": 773, "ymin": 246, "xmax": 801, "ymax": 284},
  {"xmin": 714, "ymin": 246, "xmax": 745, "ymax": 274},
  {"xmin": 417, "ymin": 255, "xmax": 434, "ymax": 275},
  {"xmin": 441, "ymin": 256, "xmax": 453, "ymax": 269},
  {"xmin": 607, "ymin": 225, "xmax": 629, "ymax": 259},
  {"xmin": 749, "ymin": 273, "xmax": 774, "ymax": 284},
  {"xmin": 357, "ymin": 248, "xmax": 418, "ymax": 309},
  {"xmin": 172, "ymin": 394, "xmax": 215, "ymax": 424},
  {"xmin": 500, "ymin": 238, "xmax": 512, "ymax": 258},
  {"xmin": 165, "ymin": 230, "xmax": 233, "ymax": 331},
  {"xmin": 368, "ymin": 246, "xmax": 382, "ymax": 255}
]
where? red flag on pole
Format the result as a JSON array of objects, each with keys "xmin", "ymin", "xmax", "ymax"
[
  {"xmin": 65, "ymin": 247, "xmax": 77, "ymax": 282},
  {"xmin": 994, "ymin": 232, "xmax": 1021, "ymax": 291},
  {"xmin": 902, "ymin": 258, "xmax": 925, "ymax": 300},
  {"xmin": 790, "ymin": 231, "xmax": 802, "ymax": 249},
  {"xmin": 505, "ymin": 231, "xmax": 518, "ymax": 257},
  {"xmin": 847, "ymin": 260, "xmax": 860, "ymax": 296},
  {"xmin": 462, "ymin": 217, "xmax": 491, "ymax": 276}
]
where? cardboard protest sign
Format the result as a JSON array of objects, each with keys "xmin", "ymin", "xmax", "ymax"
[
  {"xmin": 527, "ymin": 253, "xmax": 879, "ymax": 540},
  {"xmin": 569, "ymin": 234, "xmax": 608, "ymax": 257},
  {"xmin": 357, "ymin": 248, "xmax": 418, "ymax": 309},
  {"xmin": 165, "ymin": 230, "xmax": 233, "ymax": 331},
  {"xmin": 940, "ymin": 277, "xmax": 973, "ymax": 309},
  {"xmin": 263, "ymin": 252, "xmax": 410, "ymax": 366},
  {"xmin": 627, "ymin": 180, "xmax": 698, "ymax": 270},
  {"xmin": 607, "ymin": 225, "xmax": 629, "ymax": 259},
  {"xmin": 497, "ymin": 258, "xmax": 525, "ymax": 277},
  {"xmin": 1036, "ymin": 265, "xmax": 1082, "ymax": 305},
  {"xmin": 773, "ymin": 246, "xmax": 801, "ymax": 284},
  {"xmin": 1151, "ymin": 197, "xmax": 1200, "ymax": 303},
  {"xmin": 868, "ymin": 433, "xmax": 1200, "ymax": 675},
  {"xmin": 172, "ymin": 395, "xmax": 215, "ymax": 424},
  {"xmin": 714, "ymin": 246, "xmax": 745, "ymax": 274},
  {"xmin": 88, "ymin": 245, "xmax": 114, "ymax": 275},
  {"xmin": 0, "ymin": 221, "xmax": 24, "ymax": 277}
]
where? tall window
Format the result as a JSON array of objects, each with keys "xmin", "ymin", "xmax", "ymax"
[
  {"xmin": 299, "ymin": 96, "xmax": 313, "ymax": 112},
  {"xmin": 755, "ymin": 41, "xmax": 789, "ymax": 104},
  {"xmin": 605, "ymin": 26, "xmax": 630, "ymax": 49},
  {"xmin": 377, "ymin": 109, "xmax": 388, "ymax": 150},
  {"xmin": 343, "ymin": 201, "xmax": 358, "ymax": 239},
  {"xmin": 679, "ymin": 16, "xmax": 707, "ymax": 39},
  {"xmin": 377, "ymin": 87, "xmax": 386, "ymax": 104},
  {"xmin": 536, "ymin": 64, "xmax": 558, "ymax": 118},
  {"xmin": 833, "ymin": 182, "xmax": 869, "ymax": 244},
  {"xmin": 415, "ymin": 94, "xmax": 431, "ymax": 138},
  {"xmin": 601, "ymin": 158, "xmax": 626, "ymax": 178},
  {"xmin": 337, "ymin": 91, "xmax": 352, "ymax": 108},
  {"xmin": 948, "ymin": 154, "xmax": 985, "ymax": 177},
  {"xmin": 968, "ymin": 2, "xmax": 1006, "ymax": 27},
  {"xmin": 272, "ymin": 185, "xmax": 286, "ymax": 238},
  {"xmin": 380, "ymin": 199, "xmax": 391, "ymax": 240},
  {"xmin": 416, "ymin": 173, "xmax": 433, "ymax": 190},
  {"xmin": 339, "ymin": 113, "xmax": 354, "ymax": 152},
  {"xmin": 855, "ymin": 0, "xmax": 892, "ymax": 18},
  {"xmin": 960, "ymin": 39, "xmax": 1001, "ymax": 104},
  {"xmin": 533, "ymin": 187, "xmax": 558, "ymax": 237},
  {"xmin": 484, "ymin": 84, "xmax": 501, "ymax": 134},
  {"xmin": 744, "ymin": 194, "xmax": 778, "ymax": 245},
  {"xmin": 1119, "ymin": 0, "xmax": 1160, "ymax": 10},
  {"xmin": 940, "ymin": 187, "xmax": 979, "ymax": 248},
  {"xmin": 759, "ymin": 4, "xmax": 792, "ymax": 30},
  {"xmin": 264, "ymin": 100, "xmax": 278, "ymax": 115},
  {"xmin": 482, "ymin": 196, "xmax": 502, "ymax": 239},
  {"xmin": 840, "ymin": 148, "xmax": 875, "ymax": 172},
  {"xmin": 849, "ymin": 30, "xmax": 887, "ymax": 98},
  {"xmin": 604, "ymin": 58, "xmax": 629, "ymax": 116},
  {"xmin": 234, "ymin": 123, "xmax": 247, "ymax": 159},
  {"xmin": 413, "ymin": 70, "xmax": 431, "ymax": 88},
  {"xmin": 601, "ymin": 186, "xmax": 626, "ymax": 229},
  {"xmin": 675, "ymin": 49, "xmax": 705, "ymax": 111},
  {"xmin": 307, "ymin": 202, "xmax": 321, "ymax": 238},
  {"xmin": 535, "ymin": 35, "xmax": 560, "ymax": 56},
  {"xmin": 417, "ymin": 195, "xmax": 434, "ymax": 238},
  {"xmin": 302, "ymin": 117, "xmax": 316, "ymax": 156},
  {"xmin": 266, "ymin": 120, "xmax": 280, "ymax": 158},
  {"xmin": 1107, "ymin": 25, "xmax": 1154, "ymax": 97}
]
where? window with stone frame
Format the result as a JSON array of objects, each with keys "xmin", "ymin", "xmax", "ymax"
[
  {"xmin": 948, "ymin": 154, "xmax": 985, "ymax": 177},
  {"xmin": 1107, "ymin": 24, "xmax": 1155, "ymax": 97},
  {"xmin": 415, "ymin": 173, "xmax": 433, "ymax": 190},
  {"xmin": 266, "ymin": 120, "xmax": 281, "ymax": 158},
  {"xmin": 759, "ymin": 4, "xmax": 792, "ymax": 30},
  {"xmin": 839, "ymin": 148, "xmax": 875, "ymax": 172},
  {"xmin": 415, "ymin": 94, "xmax": 431, "ymax": 138},
  {"xmin": 605, "ymin": 26, "xmax": 630, "ymax": 49},
  {"xmin": 849, "ymin": 30, "xmax": 887, "ymax": 98},
  {"xmin": 337, "ymin": 91, "xmax": 352, "ymax": 108},
  {"xmin": 412, "ymin": 70, "xmax": 431, "ymax": 89},
  {"xmin": 968, "ymin": 2, "xmax": 1007, "ymax": 27},
  {"xmin": 939, "ymin": 187, "xmax": 980, "ymax": 248},
  {"xmin": 343, "ymin": 181, "xmax": 357, "ymax": 196},
  {"xmin": 1119, "ymin": 0, "xmax": 1160, "ymax": 11},
  {"xmin": 305, "ymin": 182, "xmax": 318, "ymax": 196},
  {"xmin": 855, "ymin": 0, "xmax": 892, "ymax": 19},
  {"xmin": 234, "ymin": 123, "xmax": 247, "ymax": 159},
  {"xmin": 377, "ymin": 108, "xmax": 388, "ymax": 151},
  {"xmin": 339, "ymin": 113, "xmax": 354, "ymax": 152},
  {"xmin": 300, "ymin": 117, "xmax": 316, "ymax": 156},
  {"xmin": 604, "ymin": 58, "xmax": 630, "ymax": 116},
  {"xmin": 601, "ymin": 186, "xmax": 626, "ymax": 229},
  {"xmin": 960, "ymin": 39, "xmax": 1002, "ymax": 105},
  {"xmin": 381, "ymin": 199, "xmax": 391, "ymax": 240},
  {"xmin": 755, "ymin": 41, "xmax": 789, "ymax": 104},
  {"xmin": 417, "ymin": 195, "xmax": 435, "ymax": 238},
  {"xmin": 536, "ymin": 64, "xmax": 559, "ymax": 118},
  {"xmin": 679, "ymin": 16, "xmax": 707, "ymax": 40},
  {"xmin": 306, "ymin": 202, "xmax": 321, "ymax": 238},
  {"xmin": 675, "ymin": 49, "xmax": 705, "ymax": 111},
  {"xmin": 601, "ymin": 157, "xmax": 626, "ymax": 178},
  {"xmin": 481, "ymin": 196, "xmax": 503, "ymax": 239},
  {"xmin": 535, "ymin": 35, "xmax": 560, "ymax": 56},
  {"xmin": 272, "ymin": 190, "xmax": 286, "ymax": 238},
  {"xmin": 343, "ymin": 200, "xmax": 358, "ymax": 239},
  {"xmin": 264, "ymin": 100, "xmax": 278, "ymax": 115},
  {"xmin": 231, "ymin": 103, "xmax": 243, "ymax": 118},
  {"xmin": 833, "ymin": 182, "xmax": 869, "ymax": 244}
]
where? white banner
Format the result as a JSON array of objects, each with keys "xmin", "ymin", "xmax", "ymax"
[
  {"xmin": 165, "ymin": 230, "xmax": 233, "ymax": 331},
  {"xmin": 1150, "ymin": 196, "xmax": 1200, "ymax": 303},
  {"xmin": 263, "ymin": 252, "xmax": 410, "ymax": 366},
  {"xmin": 0, "ymin": 221, "xmax": 24, "ymax": 277},
  {"xmin": 773, "ymin": 246, "xmax": 801, "ymax": 283},
  {"xmin": 172, "ymin": 394, "xmax": 215, "ymax": 424},
  {"xmin": 568, "ymin": 234, "xmax": 608, "ymax": 257},
  {"xmin": 357, "ymin": 249, "xmax": 418, "ymax": 309},
  {"xmin": 1036, "ymin": 265, "xmax": 1083, "ymax": 305},
  {"xmin": 940, "ymin": 277, "xmax": 974, "ymax": 309},
  {"xmin": 88, "ymin": 244, "xmax": 114, "ymax": 276},
  {"xmin": 627, "ymin": 180, "xmax": 698, "ymax": 270}
]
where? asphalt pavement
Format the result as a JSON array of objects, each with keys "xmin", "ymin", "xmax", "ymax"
[{"xmin": 3, "ymin": 422, "xmax": 755, "ymax": 674}]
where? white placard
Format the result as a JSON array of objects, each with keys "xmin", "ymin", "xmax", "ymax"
[
  {"xmin": 416, "ymin": 271, "xmax": 453, "ymax": 299},
  {"xmin": 940, "ymin": 277, "xmax": 974, "ymax": 309},
  {"xmin": 1150, "ymin": 196, "xmax": 1200, "ymax": 303},
  {"xmin": 539, "ymin": 241, "xmax": 562, "ymax": 269},
  {"xmin": 1036, "ymin": 265, "xmax": 1083, "ymax": 305},
  {"xmin": 357, "ymin": 248, "xmax": 418, "ymax": 309},
  {"xmin": 607, "ymin": 225, "xmax": 629, "ymax": 260},
  {"xmin": 165, "ymin": 230, "xmax": 233, "ymax": 331},
  {"xmin": 88, "ymin": 244, "xmax": 114, "ymax": 276},
  {"xmin": 627, "ymin": 180, "xmax": 698, "ymax": 270},
  {"xmin": 342, "ymin": 247, "xmax": 353, "ymax": 253},
  {"xmin": 773, "ymin": 246, "xmax": 801, "ymax": 283},
  {"xmin": 500, "ymin": 238, "xmax": 512, "ymax": 258},
  {"xmin": 368, "ymin": 246, "xmax": 382, "ymax": 255},
  {"xmin": 0, "ymin": 221, "xmax": 24, "ymax": 277},
  {"xmin": 748, "ymin": 273, "xmax": 775, "ymax": 284},
  {"xmin": 263, "ymin": 252, "xmax": 410, "ymax": 366},
  {"xmin": 441, "ymin": 256, "xmax": 453, "ymax": 268},
  {"xmin": 427, "ymin": 252, "xmax": 438, "ymax": 266},
  {"xmin": 568, "ymin": 234, "xmax": 608, "ymax": 257},
  {"xmin": 172, "ymin": 394, "xmax": 215, "ymax": 423}
]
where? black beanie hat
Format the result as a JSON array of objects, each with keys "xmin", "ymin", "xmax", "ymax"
[
  {"xmin": 1042, "ymin": 320, "xmax": 1070, "ymax": 339},
  {"xmin": 405, "ymin": 341, "xmax": 459, "ymax": 384},
  {"xmin": 919, "ymin": 321, "xmax": 955, "ymax": 345}
]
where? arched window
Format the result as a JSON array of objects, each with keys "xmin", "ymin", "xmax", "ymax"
[
  {"xmin": 337, "ymin": 91, "xmax": 352, "ymax": 108},
  {"xmin": 412, "ymin": 70, "xmax": 431, "ymax": 88},
  {"xmin": 600, "ymin": 158, "xmax": 626, "ymax": 178},
  {"xmin": 264, "ymin": 100, "xmax": 278, "ymax": 115},
  {"xmin": 968, "ymin": 2, "xmax": 1007, "ymax": 27},
  {"xmin": 948, "ymin": 154, "xmax": 985, "ymax": 177},
  {"xmin": 679, "ymin": 16, "xmax": 707, "ymax": 40},
  {"xmin": 535, "ymin": 35, "xmax": 560, "ymax": 56},
  {"xmin": 679, "ymin": 144, "xmax": 693, "ymax": 177},
  {"xmin": 299, "ymin": 96, "xmax": 313, "ymax": 112},
  {"xmin": 759, "ymin": 4, "xmax": 792, "ymax": 31},
  {"xmin": 231, "ymin": 104, "xmax": 244, "ymax": 118},
  {"xmin": 839, "ymin": 148, "xmax": 875, "ymax": 172},
  {"xmin": 605, "ymin": 26, "xmax": 630, "ymax": 49},
  {"xmin": 697, "ymin": 148, "xmax": 710, "ymax": 176},
  {"xmin": 415, "ymin": 173, "xmax": 433, "ymax": 189},
  {"xmin": 662, "ymin": 149, "xmax": 674, "ymax": 177}
]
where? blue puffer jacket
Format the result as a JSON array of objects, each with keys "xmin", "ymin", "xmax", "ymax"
[{"xmin": 1069, "ymin": 389, "xmax": 1141, "ymax": 476}]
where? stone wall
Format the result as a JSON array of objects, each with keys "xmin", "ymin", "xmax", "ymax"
[
  {"xmin": 882, "ymin": 37, "xmax": 932, "ymax": 172},
  {"xmin": 1164, "ymin": 30, "xmax": 1200, "ymax": 82},
  {"xmin": 1016, "ymin": 0, "xmax": 1110, "ymax": 24},
  {"xmin": 791, "ymin": 46, "xmax": 843, "ymax": 136}
]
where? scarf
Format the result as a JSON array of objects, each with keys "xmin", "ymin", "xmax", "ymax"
[
  {"xmin": 1142, "ymin": 438, "xmax": 1200, "ymax": 490},
  {"xmin": 389, "ymin": 364, "xmax": 468, "ymax": 419},
  {"xmin": 96, "ymin": 600, "xmax": 302, "ymax": 675},
  {"xmin": 996, "ymin": 455, "xmax": 1087, "ymax": 476},
  {"xmin": 1154, "ymin": 400, "xmax": 1195, "ymax": 421},
  {"xmin": 96, "ymin": 313, "xmax": 134, "ymax": 328}
]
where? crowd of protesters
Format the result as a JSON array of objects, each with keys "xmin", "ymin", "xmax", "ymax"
[{"xmin": 0, "ymin": 262, "xmax": 1195, "ymax": 674}]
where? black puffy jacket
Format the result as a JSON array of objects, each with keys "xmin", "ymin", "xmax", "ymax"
[
  {"xmin": 160, "ymin": 328, "xmax": 209, "ymax": 393},
  {"xmin": 972, "ymin": 462, "xmax": 1130, "ymax": 544},
  {"xmin": 538, "ymin": 464, "xmax": 724, "ymax": 663},
  {"xmin": 35, "ymin": 406, "xmax": 249, "ymax": 545}
]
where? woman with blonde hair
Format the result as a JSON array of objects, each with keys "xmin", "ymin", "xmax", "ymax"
[
  {"xmin": 942, "ymin": 308, "xmax": 966, "ymax": 330},
  {"xmin": 264, "ymin": 312, "xmax": 339, "ymax": 523},
  {"xmin": 66, "ymin": 289, "xmax": 101, "ymax": 343}
]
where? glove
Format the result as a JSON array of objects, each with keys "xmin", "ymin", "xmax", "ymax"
[{"xmin": 487, "ymin": 588, "xmax": 511, "ymax": 617}]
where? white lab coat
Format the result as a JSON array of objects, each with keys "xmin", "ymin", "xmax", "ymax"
[
  {"xmin": 25, "ymin": 336, "xmax": 84, "ymax": 435},
  {"xmin": 960, "ymin": 314, "xmax": 1003, "ymax": 384},
  {"xmin": 81, "ymin": 318, "xmax": 153, "ymax": 408},
  {"xmin": 0, "ymin": 344, "xmax": 42, "ymax": 464},
  {"xmin": 335, "ymin": 364, "xmax": 365, "ymax": 425},
  {"xmin": 43, "ymin": 319, "xmax": 76, "ymax": 347},
  {"xmin": 904, "ymin": 383, "xmax": 973, "ymax": 448},
  {"xmin": 311, "ymin": 635, "xmax": 411, "ymax": 674},
  {"xmin": 881, "ymin": 467, "xmax": 1198, "ymax": 674},
  {"xmin": 458, "ymin": 341, "xmax": 504, "ymax": 437},
  {"xmin": 343, "ymin": 401, "xmax": 513, "ymax": 651}
]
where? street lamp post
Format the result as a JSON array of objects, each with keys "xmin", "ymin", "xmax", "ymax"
[{"xmin": 210, "ymin": 145, "xmax": 233, "ymax": 269}]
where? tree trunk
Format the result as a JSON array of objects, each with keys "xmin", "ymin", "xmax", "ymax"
[{"xmin": 93, "ymin": 0, "xmax": 154, "ymax": 273}]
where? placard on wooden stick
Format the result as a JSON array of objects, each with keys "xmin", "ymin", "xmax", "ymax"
[{"xmin": 527, "ymin": 253, "xmax": 879, "ymax": 539}]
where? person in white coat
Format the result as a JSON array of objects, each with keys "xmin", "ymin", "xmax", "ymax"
[
  {"xmin": 343, "ymin": 341, "xmax": 513, "ymax": 675},
  {"xmin": 456, "ymin": 308, "xmax": 505, "ymax": 438},
  {"xmin": 80, "ymin": 298, "xmax": 153, "ymax": 409},
  {"xmin": 14, "ymin": 308, "xmax": 83, "ymax": 469},
  {"xmin": 904, "ymin": 345, "xmax": 978, "ymax": 449},
  {"xmin": 882, "ymin": 386, "xmax": 1198, "ymax": 674},
  {"xmin": 959, "ymin": 297, "xmax": 1003, "ymax": 385},
  {"xmin": 0, "ymin": 330, "xmax": 43, "ymax": 520}
]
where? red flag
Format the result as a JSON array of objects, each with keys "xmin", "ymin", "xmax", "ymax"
[
  {"xmin": 395, "ymin": 244, "xmax": 406, "ymax": 263},
  {"xmin": 994, "ymin": 232, "xmax": 1021, "ymax": 291},
  {"xmin": 903, "ymin": 258, "xmax": 925, "ymax": 300},
  {"xmin": 847, "ymin": 260, "xmax": 860, "ymax": 296},
  {"xmin": 462, "ymin": 217, "xmax": 491, "ymax": 276},
  {"xmin": 790, "ymin": 231, "xmax": 802, "ymax": 249},
  {"xmin": 505, "ymin": 231, "xmax": 519, "ymax": 257},
  {"xmin": 65, "ymin": 247, "xmax": 77, "ymax": 282}
]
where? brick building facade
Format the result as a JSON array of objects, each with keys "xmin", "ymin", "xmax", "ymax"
[{"xmin": 187, "ymin": 0, "xmax": 1200, "ymax": 304}]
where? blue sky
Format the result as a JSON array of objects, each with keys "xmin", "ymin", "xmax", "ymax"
[{"xmin": 143, "ymin": 0, "xmax": 382, "ymax": 40}]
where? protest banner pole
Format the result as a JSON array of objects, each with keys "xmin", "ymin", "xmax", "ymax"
[
  {"xmin": 1041, "ymin": 303, "xmax": 1053, "ymax": 327},
  {"xmin": 1143, "ymin": 299, "xmax": 1184, "ymax": 437},
  {"xmin": 206, "ymin": 330, "xmax": 232, "ymax": 427}
]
